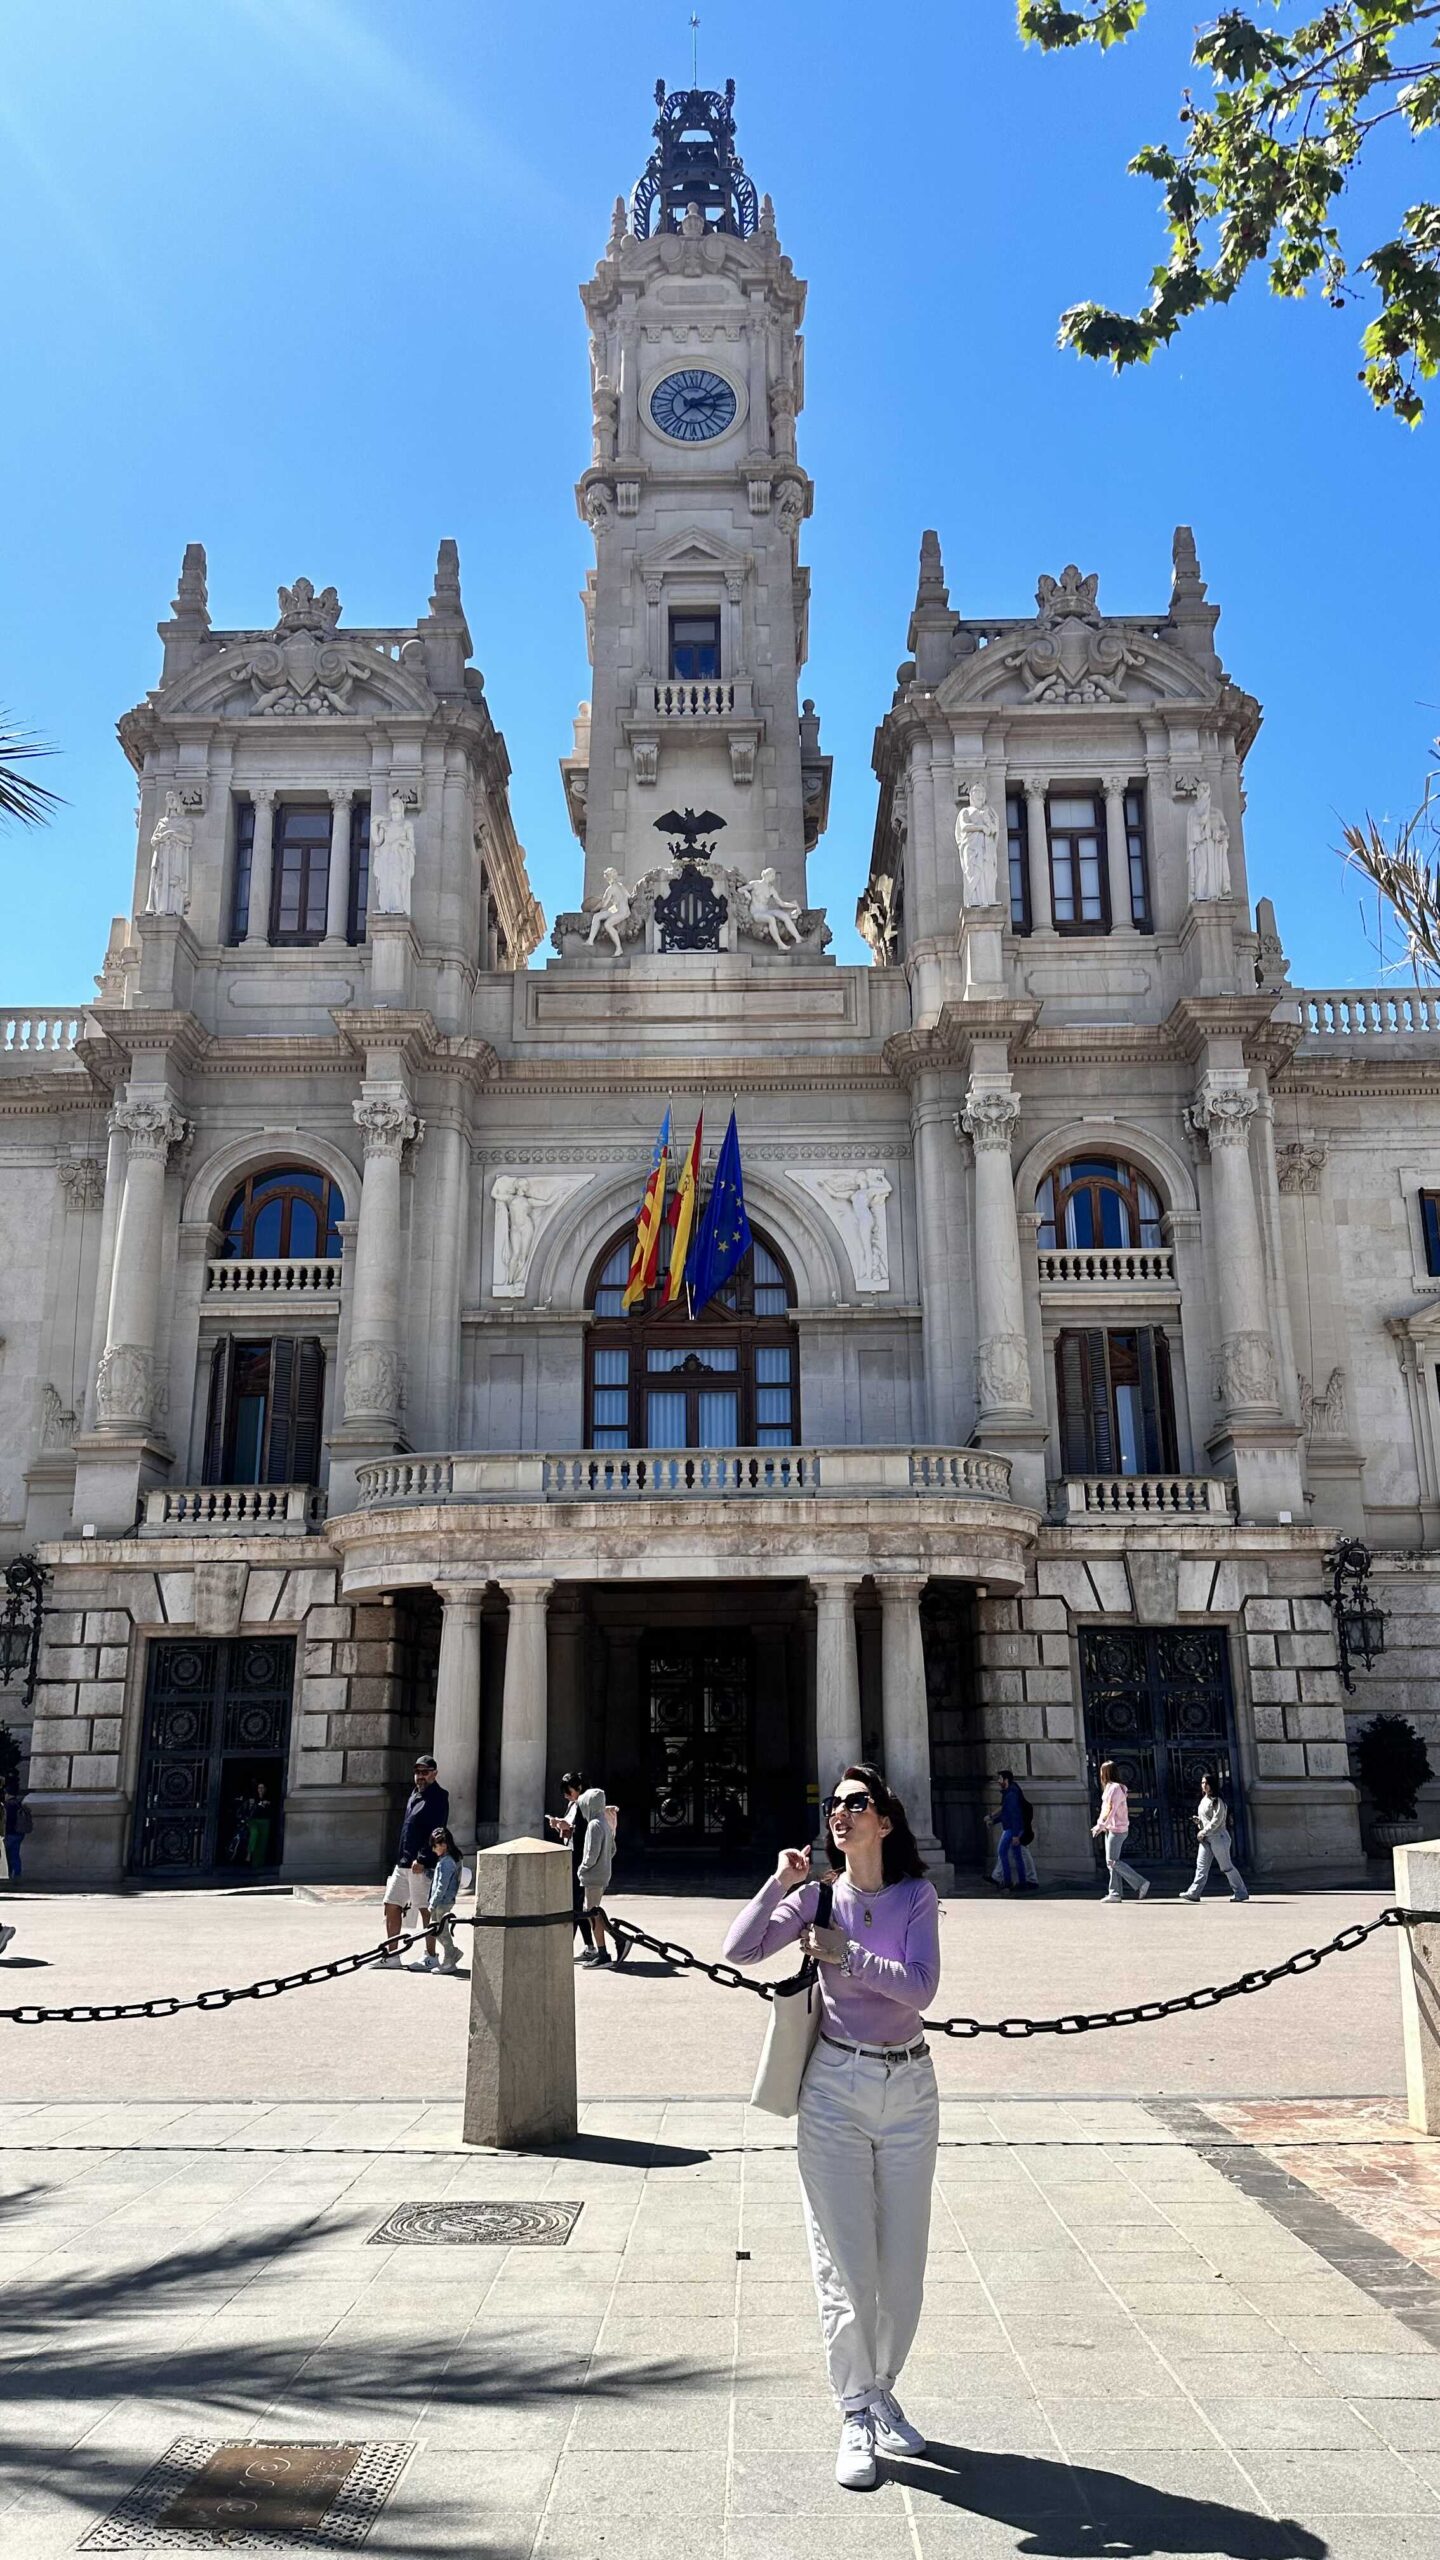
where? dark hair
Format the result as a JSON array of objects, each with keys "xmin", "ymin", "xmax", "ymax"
[
  {"xmin": 1099, "ymin": 1760, "xmax": 1117, "ymax": 1784},
  {"xmin": 823, "ymin": 1763, "xmax": 927, "ymax": 1882},
  {"xmin": 997, "ymin": 1767, "xmax": 1014, "ymax": 1785},
  {"xmin": 561, "ymin": 1770, "xmax": 585, "ymax": 1793},
  {"xmin": 431, "ymin": 1826, "xmax": 457, "ymax": 1858},
  {"xmin": 1201, "ymin": 1768, "xmax": 1219, "ymax": 1792}
]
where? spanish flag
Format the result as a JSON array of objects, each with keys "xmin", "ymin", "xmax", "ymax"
[
  {"xmin": 621, "ymin": 1108, "xmax": 671, "ymax": 1311},
  {"xmin": 663, "ymin": 1112, "xmax": 703, "ymax": 1308}
]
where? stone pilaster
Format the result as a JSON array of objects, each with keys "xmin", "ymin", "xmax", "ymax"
[
  {"xmin": 811, "ymin": 1577, "xmax": 862, "ymax": 1837},
  {"xmin": 875, "ymin": 1573, "xmax": 951, "ymax": 1887},
  {"xmin": 94, "ymin": 1097, "xmax": 189, "ymax": 1436},
  {"xmin": 1101, "ymin": 772, "xmax": 1132, "ymax": 929},
  {"xmin": 1024, "ymin": 781, "xmax": 1052, "ymax": 931},
  {"xmin": 433, "ymin": 1584, "xmax": 485, "ymax": 1853},
  {"xmin": 1190, "ymin": 1073, "xmax": 1304, "ymax": 1519},
  {"xmin": 342, "ymin": 1091, "xmax": 421, "ymax": 1433},
  {"xmin": 325, "ymin": 789, "xmax": 353, "ymax": 945},
  {"xmin": 498, "ymin": 1580, "xmax": 553, "ymax": 1841},
  {"xmin": 246, "ymin": 787, "xmax": 275, "ymax": 945}
]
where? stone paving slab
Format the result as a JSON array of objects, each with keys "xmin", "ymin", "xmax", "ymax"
[{"xmin": 6, "ymin": 2096, "xmax": 1440, "ymax": 2555}]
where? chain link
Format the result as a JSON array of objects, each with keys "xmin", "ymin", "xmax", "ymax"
[{"xmin": 3, "ymin": 1902, "xmax": 1439, "ymax": 2031}]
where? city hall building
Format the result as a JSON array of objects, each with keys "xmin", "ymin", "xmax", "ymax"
[{"xmin": 4, "ymin": 83, "xmax": 1438, "ymax": 1891}]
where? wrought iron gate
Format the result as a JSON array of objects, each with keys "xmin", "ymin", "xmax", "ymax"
[
  {"xmin": 131, "ymin": 1636, "xmax": 295, "ymax": 1878},
  {"xmin": 1079, "ymin": 1627, "xmax": 1244, "ymax": 1867},
  {"xmin": 643, "ymin": 1632, "xmax": 753, "ymax": 1845}
]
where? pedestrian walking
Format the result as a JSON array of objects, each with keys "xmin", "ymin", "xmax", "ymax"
[
  {"xmin": 723, "ymin": 1761, "xmax": 941, "ymax": 2491},
  {"xmin": 1180, "ymin": 1769, "xmax": 1250, "ymax": 1902},
  {"xmin": 1092, "ymin": 1760, "xmax": 1151, "ymax": 1902},
  {"xmin": 2, "ymin": 1776, "xmax": 29, "ymax": 1884},
  {"xmin": 412, "ymin": 1827, "xmax": 464, "ymax": 1973},
  {"xmin": 986, "ymin": 1768, "xmax": 1031, "ymax": 1890},
  {"xmin": 572, "ymin": 1780, "xmax": 626, "ymax": 1966},
  {"xmin": 382, "ymin": 1755, "xmax": 450, "ymax": 1965},
  {"xmin": 546, "ymin": 1773, "xmax": 591, "ymax": 1953}
]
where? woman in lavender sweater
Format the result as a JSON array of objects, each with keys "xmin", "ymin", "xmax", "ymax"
[{"xmin": 724, "ymin": 1762, "xmax": 941, "ymax": 2491}]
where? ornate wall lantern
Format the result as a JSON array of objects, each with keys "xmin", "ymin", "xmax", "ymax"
[
  {"xmin": 1325, "ymin": 1538, "xmax": 1386, "ymax": 1693},
  {"xmin": 0, "ymin": 1555, "xmax": 47, "ymax": 1709}
]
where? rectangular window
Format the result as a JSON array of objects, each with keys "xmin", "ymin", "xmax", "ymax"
[
  {"xmin": 754, "ymin": 1343, "xmax": 795, "ymax": 1446},
  {"xmin": 1124, "ymin": 785, "xmax": 1153, "ymax": 929},
  {"xmin": 204, "ymin": 1337, "xmax": 326, "ymax": 1485},
  {"xmin": 1056, "ymin": 1327, "xmax": 1177, "ymax": 1477},
  {"xmin": 1047, "ymin": 791, "xmax": 1108, "ymax": 932},
  {"xmin": 669, "ymin": 611, "xmax": 721, "ymax": 680},
  {"xmin": 228, "ymin": 798, "xmax": 256, "ymax": 945},
  {"xmin": 1005, "ymin": 790, "xmax": 1031, "ymax": 934},
  {"xmin": 269, "ymin": 805, "xmax": 332, "ymax": 945},
  {"xmin": 1423, "ymin": 1192, "xmax": 1440, "ymax": 1278},
  {"xmin": 589, "ymin": 1345, "xmax": 631, "ymax": 1449},
  {"xmin": 347, "ymin": 797, "xmax": 371, "ymax": 944}
]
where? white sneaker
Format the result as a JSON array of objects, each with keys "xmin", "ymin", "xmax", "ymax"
[
  {"xmin": 1137, "ymin": 1878, "xmax": 1152, "ymax": 1902},
  {"xmin": 835, "ymin": 2410, "xmax": 877, "ymax": 2490},
  {"xmin": 410, "ymin": 1955, "xmax": 440, "ymax": 1972},
  {"xmin": 0, "ymin": 1924, "xmax": 14, "ymax": 1956},
  {"xmin": 871, "ymin": 2390, "xmax": 925, "ymax": 2455}
]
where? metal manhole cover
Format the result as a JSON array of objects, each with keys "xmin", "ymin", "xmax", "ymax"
[
  {"xmin": 79, "ymin": 2440, "xmax": 411, "ymax": 2550},
  {"xmin": 369, "ymin": 2199, "xmax": 583, "ymax": 2246}
]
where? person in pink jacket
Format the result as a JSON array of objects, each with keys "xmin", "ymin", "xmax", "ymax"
[{"xmin": 1091, "ymin": 1760, "xmax": 1151, "ymax": 1902}]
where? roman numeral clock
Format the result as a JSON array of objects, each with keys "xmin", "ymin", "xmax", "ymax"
[{"xmin": 648, "ymin": 368, "xmax": 738, "ymax": 442}]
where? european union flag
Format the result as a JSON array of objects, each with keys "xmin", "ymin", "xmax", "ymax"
[{"xmin": 688, "ymin": 1109, "xmax": 752, "ymax": 1317}]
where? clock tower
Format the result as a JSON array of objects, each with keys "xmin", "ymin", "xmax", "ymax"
[{"xmin": 562, "ymin": 80, "xmax": 831, "ymax": 914}]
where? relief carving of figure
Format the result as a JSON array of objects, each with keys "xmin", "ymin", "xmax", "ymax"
[
  {"xmin": 492, "ymin": 1177, "xmax": 555, "ymax": 1295},
  {"xmin": 39, "ymin": 1382, "xmax": 75, "ymax": 1450},
  {"xmin": 591, "ymin": 372, "xmax": 619, "ymax": 466},
  {"xmin": 817, "ymin": 1169, "xmax": 892, "ymax": 1291},
  {"xmin": 370, "ymin": 791, "xmax": 416, "ymax": 916},
  {"xmin": 144, "ymin": 790, "xmax": 193, "ymax": 917},
  {"xmin": 955, "ymin": 780, "xmax": 1000, "ymax": 906},
  {"xmin": 1186, "ymin": 780, "xmax": 1232, "ymax": 902},
  {"xmin": 743, "ymin": 867, "xmax": 804, "ymax": 948},
  {"xmin": 584, "ymin": 867, "xmax": 632, "ymax": 957}
]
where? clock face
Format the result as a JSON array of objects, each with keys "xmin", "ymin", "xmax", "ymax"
[{"xmin": 649, "ymin": 369, "xmax": 738, "ymax": 443}]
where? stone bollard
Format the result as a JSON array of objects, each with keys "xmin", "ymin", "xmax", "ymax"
[
  {"xmin": 463, "ymin": 1837, "xmax": 577, "ymax": 2150},
  {"xmin": 1394, "ymin": 1841, "xmax": 1440, "ymax": 2133}
]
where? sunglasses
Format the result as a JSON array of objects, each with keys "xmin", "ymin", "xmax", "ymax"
[{"xmin": 823, "ymin": 1791, "xmax": 873, "ymax": 1819}]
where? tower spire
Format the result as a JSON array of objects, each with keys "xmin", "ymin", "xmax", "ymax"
[
  {"xmin": 158, "ymin": 540, "xmax": 210, "ymax": 682},
  {"xmin": 907, "ymin": 530, "xmax": 961, "ymax": 685},
  {"xmin": 630, "ymin": 78, "xmax": 759, "ymax": 238},
  {"xmin": 1165, "ymin": 523, "xmax": 1222, "ymax": 677}
]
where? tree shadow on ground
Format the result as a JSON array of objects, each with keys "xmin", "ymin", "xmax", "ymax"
[{"xmin": 889, "ymin": 2445, "xmax": 1329, "ymax": 2559}]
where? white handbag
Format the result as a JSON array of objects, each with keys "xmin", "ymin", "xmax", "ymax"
[{"xmin": 749, "ymin": 1882, "xmax": 834, "ymax": 2118}]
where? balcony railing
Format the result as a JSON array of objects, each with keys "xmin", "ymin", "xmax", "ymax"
[
  {"xmin": 1055, "ymin": 1475, "xmax": 1235, "ymax": 1521},
  {"xmin": 142, "ymin": 1484, "xmax": 327, "ymax": 1534},
  {"xmin": 1037, "ymin": 1246, "xmax": 1175, "ymax": 1288},
  {"xmin": 650, "ymin": 680, "xmax": 737, "ymax": 719},
  {"xmin": 205, "ymin": 1257, "xmax": 343, "ymax": 1300},
  {"xmin": 1, "ymin": 1010, "xmax": 81, "ymax": 1055},
  {"xmin": 1299, "ymin": 988, "xmax": 1440, "ymax": 1036},
  {"xmin": 355, "ymin": 1445, "xmax": 1015, "ymax": 1508}
]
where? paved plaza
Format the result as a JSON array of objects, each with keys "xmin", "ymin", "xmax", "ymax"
[{"xmin": 6, "ymin": 1885, "xmax": 1440, "ymax": 2554}]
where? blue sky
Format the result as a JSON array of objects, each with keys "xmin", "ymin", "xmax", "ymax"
[{"xmin": 2, "ymin": 0, "xmax": 1436, "ymax": 997}]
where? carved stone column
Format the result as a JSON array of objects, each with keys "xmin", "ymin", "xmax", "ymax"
[
  {"xmin": 811, "ymin": 1578, "xmax": 862, "ymax": 1831},
  {"xmin": 1188, "ymin": 1079, "xmax": 1277, "ymax": 1416},
  {"xmin": 1101, "ymin": 774, "xmax": 1132, "ymax": 929},
  {"xmin": 498, "ymin": 1580, "xmax": 553, "ymax": 1840},
  {"xmin": 343, "ymin": 1092, "xmax": 421, "ymax": 1431},
  {"xmin": 433, "ymin": 1585, "xmax": 484, "ymax": 1853},
  {"xmin": 1024, "ymin": 782, "xmax": 1052, "ymax": 931},
  {"xmin": 959, "ymin": 1086, "xmax": 1030, "ymax": 1425},
  {"xmin": 325, "ymin": 789, "xmax": 353, "ymax": 945},
  {"xmin": 95, "ymin": 1097, "xmax": 189, "ymax": 1435},
  {"xmin": 246, "ymin": 788, "xmax": 276, "ymax": 946},
  {"xmin": 911, "ymin": 1072, "xmax": 969, "ymax": 1443},
  {"xmin": 876, "ymin": 1574, "xmax": 950, "ymax": 1885}
]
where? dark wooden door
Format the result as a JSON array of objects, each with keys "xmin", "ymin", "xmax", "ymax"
[
  {"xmin": 1080, "ymin": 1627, "xmax": 1244, "ymax": 1866},
  {"xmin": 131, "ymin": 1636, "xmax": 295, "ymax": 1877},
  {"xmin": 642, "ymin": 1632, "xmax": 753, "ymax": 1846}
]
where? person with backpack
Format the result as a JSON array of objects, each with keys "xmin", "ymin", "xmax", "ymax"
[{"xmin": 986, "ymin": 1768, "xmax": 1033, "ymax": 1891}]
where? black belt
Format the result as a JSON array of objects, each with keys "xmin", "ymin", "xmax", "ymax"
[{"xmin": 819, "ymin": 2032, "xmax": 927, "ymax": 2063}]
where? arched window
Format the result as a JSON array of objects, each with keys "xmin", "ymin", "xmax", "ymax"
[
  {"xmin": 1036, "ymin": 1155, "xmax": 1163, "ymax": 1251},
  {"xmin": 585, "ymin": 1224, "xmax": 797, "ymax": 1450},
  {"xmin": 220, "ymin": 1166, "xmax": 345, "ymax": 1260}
]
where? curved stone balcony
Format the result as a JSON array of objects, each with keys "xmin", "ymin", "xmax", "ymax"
[{"xmin": 354, "ymin": 1445, "xmax": 1013, "ymax": 1506}]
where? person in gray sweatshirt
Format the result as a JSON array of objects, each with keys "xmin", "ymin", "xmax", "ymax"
[{"xmin": 574, "ymin": 1783, "xmax": 619, "ymax": 1967}]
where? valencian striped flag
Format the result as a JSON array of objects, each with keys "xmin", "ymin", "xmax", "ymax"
[
  {"xmin": 688, "ymin": 1109, "xmax": 752, "ymax": 1318},
  {"xmin": 663, "ymin": 1111, "xmax": 703, "ymax": 1309},
  {"xmin": 621, "ymin": 1107, "xmax": 671, "ymax": 1311}
]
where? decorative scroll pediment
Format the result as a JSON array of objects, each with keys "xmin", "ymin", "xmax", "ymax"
[
  {"xmin": 158, "ymin": 584, "xmax": 438, "ymax": 722},
  {"xmin": 636, "ymin": 523, "xmax": 752, "ymax": 581},
  {"xmin": 936, "ymin": 563, "xmax": 1217, "ymax": 714}
]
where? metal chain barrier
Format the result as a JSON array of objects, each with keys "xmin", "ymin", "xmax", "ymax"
[{"xmin": 3, "ymin": 1901, "xmax": 1439, "ymax": 2031}]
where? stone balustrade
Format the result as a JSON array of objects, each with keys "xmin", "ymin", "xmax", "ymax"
[
  {"xmin": 1, "ymin": 1010, "xmax": 81, "ymax": 1055},
  {"xmin": 1299, "ymin": 988, "xmax": 1440, "ymax": 1036},
  {"xmin": 356, "ymin": 1444, "xmax": 1014, "ymax": 1508},
  {"xmin": 141, "ymin": 1484, "xmax": 327, "ymax": 1534},
  {"xmin": 649, "ymin": 679, "xmax": 738, "ymax": 718},
  {"xmin": 1037, "ymin": 1246, "xmax": 1176, "ymax": 1288},
  {"xmin": 205, "ymin": 1257, "xmax": 343, "ymax": 1300},
  {"xmin": 1056, "ymin": 1474, "xmax": 1236, "ymax": 1520}
]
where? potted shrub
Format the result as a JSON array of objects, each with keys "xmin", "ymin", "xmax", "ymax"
[{"xmin": 1354, "ymin": 1713, "xmax": 1434, "ymax": 1853}]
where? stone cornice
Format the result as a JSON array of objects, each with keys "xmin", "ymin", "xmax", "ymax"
[{"xmin": 1164, "ymin": 994, "xmax": 1294, "ymax": 1064}]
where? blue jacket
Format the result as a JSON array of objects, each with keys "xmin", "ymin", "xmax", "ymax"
[
  {"xmin": 428, "ymin": 1852, "xmax": 461, "ymax": 1917},
  {"xmin": 998, "ymin": 1781, "xmax": 1025, "ymax": 1833},
  {"xmin": 396, "ymin": 1781, "xmax": 449, "ymax": 1868}
]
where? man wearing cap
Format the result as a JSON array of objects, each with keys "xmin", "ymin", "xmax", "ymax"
[{"xmin": 382, "ymin": 1755, "xmax": 450, "ymax": 1967}]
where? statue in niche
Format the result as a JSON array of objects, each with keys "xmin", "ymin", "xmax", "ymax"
[
  {"xmin": 584, "ymin": 867, "xmax": 632, "ymax": 957},
  {"xmin": 743, "ymin": 866, "xmax": 803, "ymax": 948},
  {"xmin": 144, "ymin": 789, "xmax": 193, "ymax": 917},
  {"xmin": 955, "ymin": 780, "xmax": 1000, "ymax": 906},
  {"xmin": 1186, "ymin": 780, "xmax": 1232, "ymax": 902},
  {"xmin": 818, "ymin": 1169, "xmax": 892, "ymax": 1291},
  {"xmin": 371, "ymin": 790, "xmax": 416, "ymax": 916},
  {"xmin": 492, "ymin": 1176, "xmax": 555, "ymax": 1294}
]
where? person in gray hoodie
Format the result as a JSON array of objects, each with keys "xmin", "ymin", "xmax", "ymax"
[{"xmin": 574, "ymin": 1782, "xmax": 620, "ymax": 1967}]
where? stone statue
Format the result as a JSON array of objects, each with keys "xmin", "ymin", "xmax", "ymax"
[
  {"xmin": 591, "ymin": 372, "xmax": 619, "ymax": 466},
  {"xmin": 744, "ymin": 866, "xmax": 804, "ymax": 948},
  {"xmin": 955, "ymin": 780, "xmax": 1000, "ymax": 906},
  {"xmin": 144, "ymin": 790, "xmax": 193, "ymax": 917},
  {"xmin": 680, "ymin": 201, "xmax": 706, "ymax": 240},
  {"xmin": 817, "ymin": 1169, "xmax": 892, "ymax": 1291},
  {"xmin": 492, "ymin": 1177, "xmax": 553, "ymax": 1295},
  {"xmin": 371, "ymin": 790, "xmax": 416, "ymax": 916},
  {"xmin": 584, "ymin": 867, "xmax": 632, "ymax": 957},
  {"xmin": 1187, "ymin": 780, "xmax": 1232, "ymax": 902}
]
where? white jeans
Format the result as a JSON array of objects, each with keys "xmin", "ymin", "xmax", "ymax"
[
  {"xmin": 1187, "ymin": 1829, "xmax": 1248, "ymax": 1898},
  {"xmin": 796, "ymin": 2036, "xmax": 939, "ymax": 2413},
  {"xmin": 1103, "ymin": 1831, "xmax": 1146, "ymax": 1897}
]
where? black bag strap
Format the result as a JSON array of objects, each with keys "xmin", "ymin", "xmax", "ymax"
[{"xmin": 815, "ymin": 1880, "xmax": 834, "ymax": 1929}]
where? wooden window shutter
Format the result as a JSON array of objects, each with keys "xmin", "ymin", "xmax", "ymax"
[
  {"xmin": 203, "ymin": 1339, "xmax": 236, "ymax": 1485},
  {"xmin": 290, "ymin": 1339, "xmax": 326, "ymax": 1487},
  {"xmin": 262, "ymin": 1337, "xmax": 295, "ymax": 1483},
  {"xmin": 1150, "ymin": 1328, "xmax": 1179, "ymax": 1471},
  {"xmin": 1057, "ymin": 1331, "xmax": 1091, "ymax": 1474}
]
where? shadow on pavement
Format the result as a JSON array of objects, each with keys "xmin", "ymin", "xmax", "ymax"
[
  {"xmin": 541, "ymin": 2131, "xmax": 713, "ymax": 2168},
  {"xmin": 892, "ymin": 2445, "xmax": 1328, "ymax": 2558}
]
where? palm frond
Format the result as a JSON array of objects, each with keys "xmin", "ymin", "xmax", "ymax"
[
  {"xmin": 0, "ymin": 715, "xmax": 62, "ymax": 828},
  {"xmin": 1341, "ymin": 775, "xmax": 1440, "ymax": 979}
]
